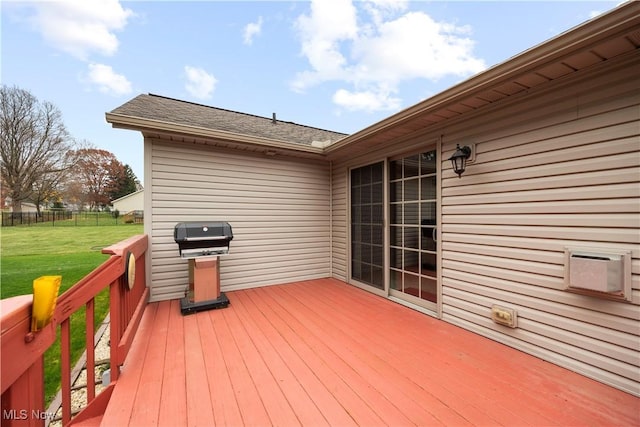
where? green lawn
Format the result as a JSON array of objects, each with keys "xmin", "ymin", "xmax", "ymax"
[{"xmin": 1, "ymin": 224, "xmax": 144, "ymax": 403}]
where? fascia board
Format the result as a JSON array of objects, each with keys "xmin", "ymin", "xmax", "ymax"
[{"xmin": 324, "ymin": 1, "xmax": 640, "ymax": 154}]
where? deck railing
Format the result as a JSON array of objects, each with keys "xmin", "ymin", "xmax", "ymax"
[{"xmin": 1, "ymin": 234, "xmax": 149, "ymax": 426}]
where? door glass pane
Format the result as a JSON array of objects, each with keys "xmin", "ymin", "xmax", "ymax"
[
  {"xmin": 372, "ymin": 203, "xmax": 383, "ymax": 224},
  {"xmin": 421, "ymin": 226, "xmax": 436, "ymax": 252},
  {"xmin": 351, "ymin": 162, "xmax": 384, "ymax": 290},
  {"xmin": 420, "ymin": 201, "xmax": 436, "ymax": 251},
  {"xmin": 390, "ymin": 248, "xmax": 402, "ymax": 269},
  {"xmin": 404, "ymin": 178, "xmax": 419, "ymax": 201},
  {"xmin": 420, "ymin": 151, "xmax": 437, "ymax": 175},
  {"xmin": 362, "ymin": 166, "xmax": 371, "ymax": 184},
  {"xmin": 390, "ymin": 269, "xmax": 402, "ymax": 290},
  {"xmin": 390, "ymin": 226, "xmax": 402, "ymax": 247},
  {"xmin": 421, "ymin": 202, "xmax": 436, "ymax": 224},
  {"xmin": 390, "ymin": 159, "xmax": 402, "ymax": 180},
  {"xmin": 389, "ymin": 149, "xmax": 438, "ymax": 304},
  {"xmin": 361, "ymin": 262, "xmax": 372, "ymax": 284},
  {"xmin": 405, "ymin": 202, "xmax": 419, "ymax": 225},
  {"xmin": 403, "ymin": 249, "xmax": 419, "ymax": 272},
  {"xmin": 404, "ymin": 155, "xmax": 419, "ymax": 177},
  {"xmin": 405, "ymin": 227, "xmax": 419, "ymax": 250},
  {"xmin": 404, "ymin": 272, "xmax": 420, "ymax": 296},
  {"xmin": 390, "ymin": 181, "xmax": 402, "ymax": 202},
  {"xmin": 421, "ymin": 277, "xmax": 437, "ymax": 302},
  {"xmin": 421, "ymin": 176, "xmax": 437, "ymax": 200},
  {"xmin": 420, "ymin": 252, "xmax": 437, "ymax": 276},
  {"xmin": 372, "ymin": 267, "xmax": 384, "ymax": 287},
  {"xmin": 390, "ymin": 203, "xmax": 402, "ymax": 225}
]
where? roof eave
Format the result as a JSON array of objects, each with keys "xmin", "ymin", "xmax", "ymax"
[
  {"xmin": 324, "ymin": 1, "xmax": 640, "ymax": 154},
  {"xmin": 105, "ymin": 112, "xmax": 326, "ymax": 156}
]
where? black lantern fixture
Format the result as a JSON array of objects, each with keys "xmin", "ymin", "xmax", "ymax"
[{"xmin": 449, "ymin": 144, "xmax": 472, "ymax": 178}]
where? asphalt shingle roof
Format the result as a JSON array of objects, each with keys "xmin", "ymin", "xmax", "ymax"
[{"xmin": 109, "ymin": 94, "xmax": 348, "ymax": 146}]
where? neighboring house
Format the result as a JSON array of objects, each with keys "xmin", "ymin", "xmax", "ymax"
[
  {"xmin": 111, "ymin": 189, "xmax": 144, "ymax": 214},
  {"xmin": 107, "ymin": 3, "xmax": 639, "ymax": 396},
  {"xmin": 3, "ymin": 200, "xmax": 38, "ymax": 213}
]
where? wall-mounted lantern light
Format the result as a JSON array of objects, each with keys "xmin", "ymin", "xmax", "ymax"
[{"xmin": 449, "ymin": 144, "xmax": 472, "ymax": 178}]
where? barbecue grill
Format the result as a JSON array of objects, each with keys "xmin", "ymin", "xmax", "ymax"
[{"xmin": 174, "ymin": 221, "xmax": 233, "ymax": 314}]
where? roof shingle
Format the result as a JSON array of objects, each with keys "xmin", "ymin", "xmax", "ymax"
[{"xmin": 109, "ymin": 94, "xmax": 348, "ymax": 146}]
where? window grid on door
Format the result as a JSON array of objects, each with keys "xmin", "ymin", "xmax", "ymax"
[
  {"xmin": 389, "ymin": 151, "xmax": 437, "ymax": 302},
  {"xmin": 351, "ymin": 162, "xmax": 384, "ymax": 289}
]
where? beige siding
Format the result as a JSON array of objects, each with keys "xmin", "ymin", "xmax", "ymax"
[
  {"xmin": 330, "ymin": 161, "xmax": 348, "ymax": 281},
  {"xmin": 112, "ymin": 190, "xmax": 143, "ymax": 213},
  {"xmin": 330, "ymin": 53, "xmax": 640, "ymax": 395},
  {"xmin": 440, "ymin": 55, "xmax": 640, "ymax": 395},
  {"xmin": 147, "ymin": 141, "xmax": 331, "ymax": 302}
]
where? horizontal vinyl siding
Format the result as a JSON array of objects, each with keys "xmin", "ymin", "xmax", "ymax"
[
  {"xmin": 330, "ymin": 161, "xmax": 348, "ymax": 282},
  {"xmin": 329, "ymin": 52, "xmax": 639, "ymax": 396},
  {"xmin": 440, "ymin": 54, "xmax": 640, "ymax": 395},
  {"xmin": 149, "ymin": 141, "xmax": 331, "ymax": 301}
]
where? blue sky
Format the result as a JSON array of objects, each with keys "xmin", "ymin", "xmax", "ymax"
[{"xmin": 1, "ymin": 0, "xmax": 622, "ymax": 185}]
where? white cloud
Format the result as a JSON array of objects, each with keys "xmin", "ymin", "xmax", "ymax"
[
  {"xmin": 333, "ymin": 88, "xmax": 401, "ymax": 112},
  {"xmin": 243, "ymin": 16, "xmax": 263, "ymax": 45},
  {"xmin": 184, "ymin": 66, "xmax": 217, "ymax": 100},
  {"xmin": 362, "ymin": 0, "xmax": 408, "ymax": 27},
  {"xmin": 85, "ymin": 63, "xmax": 132, "ymax": 96},
  {"xmin": 353, "ymin": 12, "xmax": 484, "ymax": 83},
  {"xmin": 292, "ymin": 0, "xmax": 358, "ymax": 91},
  {"xmin": 292, "ymin": 0, "xmax": 486, "ymax": 113},
  {"xmin": 28, "ymin": 0, "xmax": 134, "ymax": 60}
]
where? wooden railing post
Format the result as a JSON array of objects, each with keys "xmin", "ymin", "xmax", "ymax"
[
  {"xmin": 85, "ymin": 299, "xmax": 95, "ymax": 403},
  {"xmin": 60, "ymin": 319, "xmax": 71, "ymax": 425},
  {"xmin": 1, "ymin": 357, "xmax": 44, "ymax": 427},
  {"xmin": 109, "ymin": 277, "xmax": 122, "ymax": 383},
  {"xmin": 1, "ymin": 295, "xmax": 56, "ymax": 426}
]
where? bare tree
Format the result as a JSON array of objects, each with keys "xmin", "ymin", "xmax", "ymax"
[
  {"xmin": 29, "ymin": 155, "xmax": 75, "ymax": 215},
  {"xmin": 0, "ymin": 85, "xmax": 76, "ymax": 213}
]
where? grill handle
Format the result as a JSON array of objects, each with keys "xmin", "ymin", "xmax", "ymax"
[{"xmin": 183, "ymin": 235, "xmax": 229, "ymax": 242}]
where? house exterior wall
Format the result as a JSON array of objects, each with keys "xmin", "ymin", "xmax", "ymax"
[
  {"xmin": 4, "ymin": 202, "xmax": 38, "ymax": 212},
  {"xmin": 112, "ymin": 190, "xmax": 144, "ymax": 213},
  {"xmin": 145, "ymin": 140, "xmax": 331, "ymax": 302},
  {"xmin": 330, "ymin": 51, "xmax": 639, "ymax": 395}
]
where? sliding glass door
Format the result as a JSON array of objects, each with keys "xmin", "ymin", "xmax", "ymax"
[
  {"xmin": 389, "ymin": 150, "xmax": 438, "ymax": 305},
  {"xmin": 350, "ymin": 162, "xmax": 384, "ymax": 289},
  {"xmin": 350, "ymin": 151, "xmax": 438, "ymax": 308}
]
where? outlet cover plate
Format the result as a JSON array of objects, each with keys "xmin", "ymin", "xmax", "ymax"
[{"xmin": 491, "ymin": 305, "xmax": 518, "ymax": 328}]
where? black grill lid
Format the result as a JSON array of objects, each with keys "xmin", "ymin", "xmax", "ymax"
[
  {"xmin": 174, "ymin": 221, "xmax": 234, "ymax": 258},
  {"xmin": 174, "ymin": 221, "xmax": 233, "ymax": 243}
]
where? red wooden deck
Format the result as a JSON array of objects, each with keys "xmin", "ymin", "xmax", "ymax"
[{"xmin": 97, "ymin": 279, "xmax": 639, "ymax": 426}]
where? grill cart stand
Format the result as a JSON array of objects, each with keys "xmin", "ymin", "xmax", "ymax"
[
  {"xmin": 181, "ymin": 256, "xmax": 229, "ymax": 314},
  {"xmin": 174, "ymin": 221, "xmax": 233, "ymax": 315}
]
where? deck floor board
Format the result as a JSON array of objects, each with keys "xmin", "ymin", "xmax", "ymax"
[
  {"xmin": 239, "ymin": 288, "xmax": 356, "ymax": 427},
  {"xmin": 158, "ymin": 299, "xmax": 187, "ymax": 425},
  {"xmin": 196, "ymin": 308, "xmax": 243, "ymax": 426},
  {"xmin": 231, "ymin": 289, "xmax": 330, "ymax": 426},
  {"xmin": 101, "ymin": 279, "xmax": 640, "ymax": 426}
]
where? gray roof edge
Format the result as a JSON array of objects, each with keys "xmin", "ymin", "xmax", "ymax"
[{"xmin": 144, "ymin": 93, "xmax": 349, "ymax": 137}]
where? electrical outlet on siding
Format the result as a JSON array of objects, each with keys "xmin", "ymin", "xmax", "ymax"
[{"xmin": 491, "ymin": 305, "xmax": 518, "ymax": 328}]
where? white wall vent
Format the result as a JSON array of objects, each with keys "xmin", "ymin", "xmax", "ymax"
[{"xmin": 564, "ymin": 248, "xmax": 632, "ymax": 301}]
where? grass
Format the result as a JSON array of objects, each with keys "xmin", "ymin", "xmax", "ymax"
[{"xmin": 1, "ymin": 223, "xmax": 144, "ymax": 404}]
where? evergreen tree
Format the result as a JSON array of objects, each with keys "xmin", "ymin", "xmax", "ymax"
[{"xmin": 110, "ymin": 164, "xmax": 140, "ymax": 201}]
